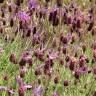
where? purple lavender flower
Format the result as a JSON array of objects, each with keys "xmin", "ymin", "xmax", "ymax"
[
  {"xmin": 67, "ymin": 33, "xmax": 72, "ymax": 42},
  {"xmin": 20, "ymin": 67, "xmax": 28, "ymax": 78},
  {"xmin": 9, "ymin": 52, "xmax": 17, "ymax": 64},
  {"xmin": 53, "ymin": 91, "xmax": 59, "ymax": 96},
  {"xmin": 18, "ymin": 86, "xmax": 25, "ymax": 96},
  {"xmin": 49, "ymin": 6, "xmax": 59, "ymax": 26},
  {"xmin": 21, "ymin": 51, "xmax": 32, "ymax": 62},
  {"xmin": 34, "ymin": 48, "xmax": 45, "ymax": 61},
  {"xmin": 19, "ymin": 51, "xmax": 32, "ymax": 66},
  {"xmin": 18, "ymin": 11, "xmax": 30, "ymax": 23},
  {"xmin": 38, "ymin": 8, "xmax": 48, "ymax": 19},
  {"xmin": 28, "ymin": 0, "xmax": 37, "ymax": 11},
  {"xmin": 24, "ymin": 84, "xmax": 32, "ymax": 90},
  {"xmin": 33, "ymin": 85, "xmax": 43, "ymax": 96},
  {"xmin": 79, "ymin": 66, "xmax": 88, "ymax": 74},
  {"xmin": 48, "ymin": 51, "xmax": 59, "ymax": 60},
  {"xmin": 16, "ymin": 76, "xmax": 23, "ymax": 86},
  {"xmin": 79, "ymin": 55, "xmax": 88, "ymax": 67},
  {"xmin": 32, "ymin": 35, "xmax": 41, "ymax": 45},
  {"xmin": 16, "ymin": 76, "xmax": 32, "ymax": 96},
  {"xmin": 7, "ymin": 88, "xmax": 15, "ymax": 96},
  {"xmin": 0, "ymin": 86, "xmax": 15, "ymax": 96},
  {"xmin": 0, "ymin": 86, "xmax": 7, "ymax": 91},
  {"xmin": 74, "ymin": 70, "xmax": 81, "ymax": 79}
]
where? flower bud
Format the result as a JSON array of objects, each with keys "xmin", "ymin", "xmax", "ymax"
[
  {"xmin": 74, "ymin": 70, "xmax": 80, "ymax": 79},
  {"xmin": 56, "ymin": 0, "xmax": 62, "ymax": 7},
  {"xmin": 19, "ymin": 58, "xmax": 26, "ymax": 66},
  {"xmin": 54, "ymin": 76, "xmax": 59, "ymax": 84},
  {"xmin": 18, "ymin": 86, "xmax": 25, "ymax": 96},
  {"xmin": 26, "ymin": 29, "xmax": 31, "ymax": 37},
  {"xmin": 63, "ymin": 80, "xmax": 69, "ymax": 87},
  {"xmin": 9, "ymin": 53, "xmax": 17, "ymax": 64},
  {"xmin": 10, "ymin": 18, "xmax": 14, "ymax": 27},
  {"xmin": 87, "ymin": 22, "xmax": 94, "ymax": 31}
]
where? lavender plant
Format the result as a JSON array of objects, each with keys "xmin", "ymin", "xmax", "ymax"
[{"xmin": 0, "ymin": 0, "xmax": 96, "ymax": 96}]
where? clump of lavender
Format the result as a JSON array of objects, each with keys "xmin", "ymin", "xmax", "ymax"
[
  {"xmin": 33, "ymin": 85, "xmax": 43, "ymax": 96},
  {"xmin": 19, "ymin": 51, "xmax": 32, "ymax": 67},
  {"xmin": 49, "ymin": 7, "xmax": 59, "ymax": 26},
  {"xmin": 17, "ymin": 11, "xmax": 30, "ymax": 23},
  {"xmin": 0, "ymin": 0, "xmax": 96, "ymax": 96},
  {"xmin": 9, "ymin": 52, "xmax": 17, "ymax": 64},
  {"xmin": 28, "ymin": 0, "xmax": 37, "ymax": 11}
]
